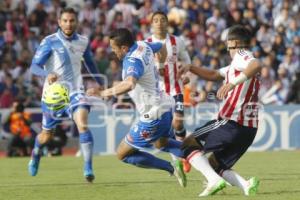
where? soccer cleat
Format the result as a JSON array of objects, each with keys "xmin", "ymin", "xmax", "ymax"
[
  {"xmin": 84, "ymin": 169, "xmax": 95, "ymax": 183},
  {"xmin": 85, "ymin": 174, "xmax": 95, "ymax": 183},
  {"xmin": 244, "ymin": 177, "xmax": 259, "ymax": 196},
  {"xmin": 199, "ymin": 179, "xmax": 226, "ymax": 197},
  {"xmin": 28, "ymin": 157, "xmax": 40, "ymax": 176},
  {"xmin": 182, "ymin": 159, "xmax": 191, "ymax": 173},
  {"xmin": 172, "ymin": 160, "xmax": 187, "ymax": 187},
  {"xmin": 28, "ymin": 148, "xmax": 41, "ymax": 176}
]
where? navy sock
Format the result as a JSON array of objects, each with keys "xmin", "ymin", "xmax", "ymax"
[
  {"xmin": 160, "ymin": 139, "xmax": 184, "ymax": 158},
  {"xmin": 122, "ymin": 151, "xmax": 174, "ymax": 174}
]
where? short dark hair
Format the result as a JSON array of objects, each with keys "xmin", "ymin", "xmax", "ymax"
[
  {"xmin": 59, "ymin": 7, "xmax": 78, "ymax": 19},
  {"xmin": 109, "ymin": 28, "xmax": 135, "ymax": 47},
  {"xmin": 151, "ymin": 11, "xmax": 168, "ymax": 22},
  {"xmin": 227, "ymin": 25, "xmax": 252, "ymax": 45}
]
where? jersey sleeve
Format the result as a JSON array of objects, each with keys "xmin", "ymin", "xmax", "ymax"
[
  {"xmin": 31, "ymin": 38, "xmax": 52, "ymax": 66},
  {"xmin": 123, "ymin": 57, "xmax": 144, "ymax": 80},
  {"xmin": 219, "ymin": 66, "xmax": 230, "ymax": 77},
  {"xmin": 30, "ymin": 38, "xmax": 52, "ymax": 77},
  {"xmin": 145, "ymin": 42, "xmax": 162, "ymax": 53},
  {"xmin": 233, "ymin": 50, "xmax": 256, "ymax": 71},
  {"xmin": 177, "ymin": 37, "xmax": 191, "ymax": 64}
]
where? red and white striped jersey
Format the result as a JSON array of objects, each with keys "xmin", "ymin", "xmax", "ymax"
[
  {"xmin": 146, "ymin": 34, "xmax": 191, "ymax": 96},
  {"xmin": 218, "ymin": 49, "xmax": 261, "ymax": 128}
]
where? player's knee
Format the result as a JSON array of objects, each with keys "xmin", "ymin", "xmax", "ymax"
[
  {"xmin": 38, "ymin": 131, "xmax": 52, "ymax": 144},
  {"xmin": 77, "ymin": 125, "xmax": 88, "ymax": 133},
  {"xmin": 154, "ymin": 138, "xmax": 168, "ymax": 149},
  {"xmin": 116, "ymin": 152, "xmax": 124, "ymax": 161},
  {"xmin": 181, "ymin": 136, "xmax": 202, "ymax": 158},
  {"xmin": 116, "ymin": 146, "xmax": 127, "ymax": 161}
]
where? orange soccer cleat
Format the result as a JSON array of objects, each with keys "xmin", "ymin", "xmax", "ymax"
[{"xmin": 182, "ymin": 158, "xmax": 191, "ymax": 173}]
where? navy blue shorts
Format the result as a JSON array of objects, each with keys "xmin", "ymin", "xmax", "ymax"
[
  {"xmin": 193, "ymin": 119, "xmax": 257, "ymax": 170},
  {"xmin": 173, "ymin": 94, "xmax": 184, "ymax": 115}
]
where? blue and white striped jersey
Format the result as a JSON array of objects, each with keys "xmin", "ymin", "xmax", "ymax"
[
  {"xmin": 31, "ymin": 29, "xmax": 101, "ymax": 95},
  {"xmin": 122, "ymin": 41, "xmax": 173, "ymax": 121}
]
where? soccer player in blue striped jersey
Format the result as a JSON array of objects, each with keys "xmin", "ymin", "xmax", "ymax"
[
  {"xmin": 87, "ymin": 28, "xmax": 187, "ymax": 187},
  {"xmin": 28, "ymin": 7, "xmax": 102, "ymax": 183}
]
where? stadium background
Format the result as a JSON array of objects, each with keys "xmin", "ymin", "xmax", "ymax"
[
  {"xmin": 1, "ymin": 1, "xmax": 300, "ymax": 199},
  {"xmin": 0, "ymin": 0, "xmax": 300, "ymax": 155}
]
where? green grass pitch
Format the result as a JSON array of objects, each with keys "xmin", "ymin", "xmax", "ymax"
[{"xmin": 0, "ymin": 151, "xmax": 300, "ymax": 200}]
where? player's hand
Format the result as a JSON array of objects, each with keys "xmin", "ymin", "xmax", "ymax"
[
  {"xmin": 86, "ymin": 87, "xmax": 102, "ymax": 97},
  {"xmin": 182, "ymin": 76, "xmax": 190, "ymax": 85},
  {"xmin": 47, "ymin": 73, "xmax": 58, "ymax": 84},
  {"xmin": 217, "ymin": 83, "xmax": 235, "ymax": 100},
  {"xmin": 176, "ymin": 64, "xmax": 191, "ymax": 80}
]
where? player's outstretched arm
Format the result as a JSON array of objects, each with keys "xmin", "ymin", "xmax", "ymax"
[
  {"xmin": 177, "ymin": 64, "xmax": 224, "ymax": 82},
  {"xmin": 87, "ymin": 76, "xmax": 137, "ymax": 98}
]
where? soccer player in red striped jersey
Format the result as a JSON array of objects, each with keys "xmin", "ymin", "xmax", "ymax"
[
  {"xmin": 147, "ymin": 11, "xmax": 192, "ymax": 173},
  {"xmin": 178, "ymin": 25, "xmax": 261, "ymax": 196},
  {"xmin": 147, "ymin": 11, "xmax": 191, "ymax": 142}
]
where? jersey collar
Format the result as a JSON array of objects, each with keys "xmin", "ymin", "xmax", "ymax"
[{"xmin": 57, "ymin": 29, "xmax": 79, "ymax": 41}]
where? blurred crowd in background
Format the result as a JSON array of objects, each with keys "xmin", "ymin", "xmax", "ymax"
[{"xmin": 1, "ymin": 0, "xmax": 300, "ymax": 109}]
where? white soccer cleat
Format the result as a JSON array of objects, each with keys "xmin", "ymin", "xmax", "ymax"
[
  {"xmin": 244, "ymin": 177, "xmax": 259, "ymax": 196},
  {"xmin": 199, "ymin": 179, "xmax": 226, "ymax": 197}
]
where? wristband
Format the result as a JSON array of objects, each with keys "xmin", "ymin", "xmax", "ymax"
[{"xmin": 230, "ymin": 72, "xmax": 248, "ymax": 86}]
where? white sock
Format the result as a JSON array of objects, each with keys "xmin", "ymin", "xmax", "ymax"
[
  {"xmin": 222, "ymin": 170, "xmax": 248, "ymax": 190},
  {"xmin": 170, "ymin": 153, "xmax": 177, "ymax": 161},
  {"xmin": 188, "ymin": 151, "xmax": 221, "ymax": 183}
]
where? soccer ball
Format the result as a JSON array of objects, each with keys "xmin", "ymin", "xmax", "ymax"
[{"xmin": 42, "ymin": 83, "xmax": 70, "ymax": 111}]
